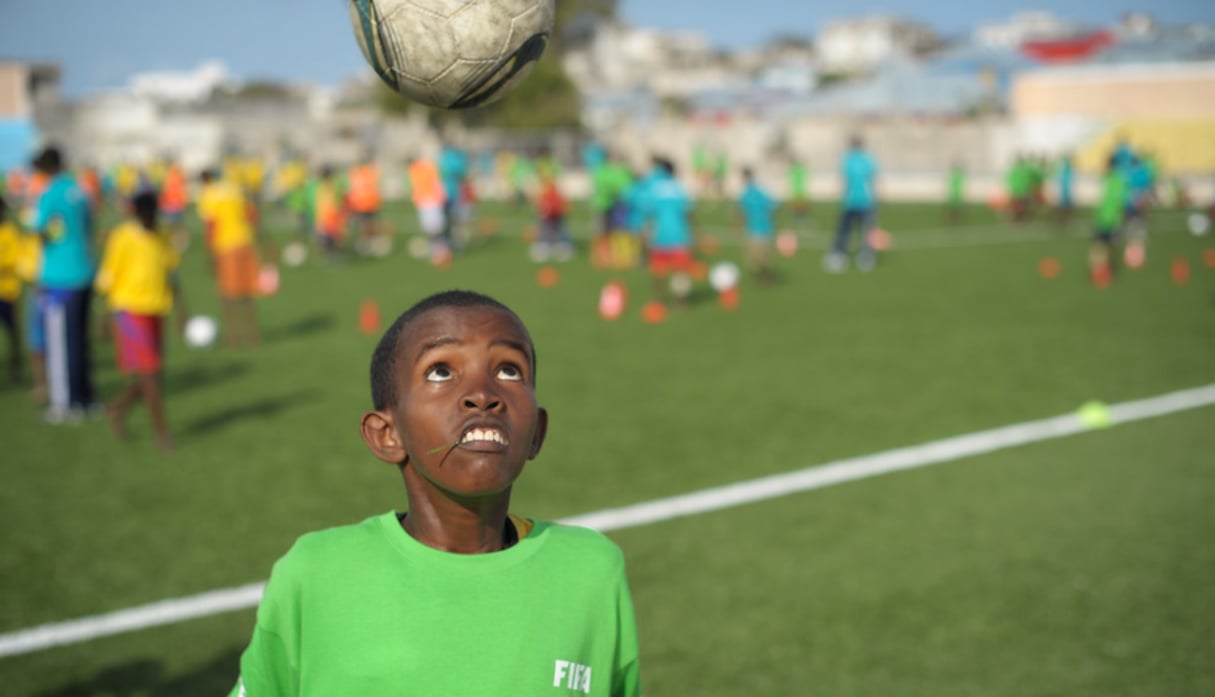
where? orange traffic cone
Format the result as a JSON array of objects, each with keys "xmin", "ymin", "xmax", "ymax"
[
  {"xmin": 641, "ymin": 301, "xmax": 668, "ymax": 324},
  {"xmin": 359, "ymin": 298, "xmax": 381, "ymax": 336},
  {"xmin": 719, "ymin": 286, "xmax": 741, "ymax": 310},
  {"xmin": 1171, "ymin": 256, "xmax": 1190, "ymax": 285},
  {"xmin": 1038, "ymin": 257, "xmax": 1061, "ymax": 279},
  {"xmin": 536, "ymin": 266, "xmax": 560, "ymax": 288}
]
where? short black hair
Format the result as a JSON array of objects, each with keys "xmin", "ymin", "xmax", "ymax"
[
  {"xmin": 369, "ymin": 290, "xmax": 535, "ymax": 410},
  {"xmin": 652, "ymin": 156, "xmax": 675, "ymax": 176},
  {"xmin": 33, "ymin": 146, "xmax": 64, "ymax": 175},
  {"xmin": 132, "ymin": 190, "xmax": 159, "ymax": 231}
]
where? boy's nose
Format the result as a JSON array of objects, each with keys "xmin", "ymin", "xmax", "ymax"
[{"xmin": 462, "ymin": 385, "xmax": 502, "ymax": 412}]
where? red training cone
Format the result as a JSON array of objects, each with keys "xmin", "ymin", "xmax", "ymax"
[{"xmin": 359, "ymin": 298, "xmax": 381, "ymax": 336}]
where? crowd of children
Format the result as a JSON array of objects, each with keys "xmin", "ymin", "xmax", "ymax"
[{"xmin": 0, "ymin": 133, "xmax": 1187, "ymax": 452}]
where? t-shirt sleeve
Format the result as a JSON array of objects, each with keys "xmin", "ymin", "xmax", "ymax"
[
  {"xmin": 31, "ymin": 186, "xmax": 53, "ymax": 233},
  {"xmin": 93, "ymin": 229, "xmax": 126, "ymax": 295},
  {"xmin": 612, "ymin": 560, "xmax": 643, "ymax": 697},
  {"xmin": 231, "ymin": 557, "xmax": 301, "ymax": 697}
]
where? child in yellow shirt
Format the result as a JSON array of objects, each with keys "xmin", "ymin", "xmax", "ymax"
[
  {"xmin": 95, "ymin": 191, "xmax": 184, "ymax": 450},
  {"xmin": 0, "ymin": 195, "xmax": 24, "ymax": 384}
]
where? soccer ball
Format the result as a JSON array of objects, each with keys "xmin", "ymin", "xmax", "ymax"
[
  {"xmin": 348, "ymin": 0, "xmax": 556, "ymax": 109},
  {"xmin": 708, "ymin": 262, "xmax": 740, "ymax": 292},
  {"xmin": 281, "ymin": 241, "xmax": 309, "ymax": 267},
  {"xmin": 184, "ymin": 316, "xmax": 218, "ymax": 349}
]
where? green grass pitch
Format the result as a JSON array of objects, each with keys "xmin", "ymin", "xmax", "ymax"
[{"xmin": 1, "ymin": 197, "xmax": 1213, "ymax": 695}]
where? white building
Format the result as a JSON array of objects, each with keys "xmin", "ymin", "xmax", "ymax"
[
  {"xmin": 816, "ymin": 15, "xmax": 939, "ymax": 74},
  {"xmin": 562, "ymin": 22, "xmax": 738, "ymax": 97},
  {"xmin": 972, "ymin": 11, "xmax": 1078, "ymax": 48},
  {"xmin": 128, "ymin": 61, "xmax": 229, "ymax": 104}
]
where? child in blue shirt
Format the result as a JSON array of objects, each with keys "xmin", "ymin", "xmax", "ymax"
[{"xmin": 738, "ymin": 167, "xmax": 778, "ymax": 283}]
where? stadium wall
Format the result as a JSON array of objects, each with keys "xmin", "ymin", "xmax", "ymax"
[{"xmin": 1010, "ymin": 61, "xmax": 1215, "ymax": 175}]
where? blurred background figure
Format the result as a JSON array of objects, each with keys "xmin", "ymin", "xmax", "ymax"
[
  {"xmin": 825, "ymin": 135, "xmax": 878, "ymax": 273},
  {"xmin": 29, "ymin": 145, "xmax": 97, "ymax": 422}
]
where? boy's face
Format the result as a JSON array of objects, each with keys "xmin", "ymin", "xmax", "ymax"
[{"xmin": 363, "ymin": 305, "xmax": 547, "ymax": 499}]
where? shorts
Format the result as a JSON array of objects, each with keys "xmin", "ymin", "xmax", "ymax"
[
  {"xmin": 1093, "ymin": 227, "xmax": 1117, "ymax": 244},
  {"xmin": 0, "ymin": 299, "xmax": 15, "ymax": 337},
  {"xmin": 417, "ymin": 205, "xmax": 445, "ymax": 236},
  {"xmin": 25, "ymin": 290, "xmax": 45, "ymax": 353},
  {"xmin": 745, "ymin": 237, "xmax": 773, "ymax": 269},
  {"xmin": 114, "ymin": 311, "xmax": 163, "ymax": 374},
  {"xmin": 162, "ymin": 210, "xmax": 185, "ymax": 226},
  {"xmin": 217, "ymin": 245, "xmax": 259, "ymax": 299},
  {"xmin": 648, "ymin": 248, "xmax": 693, "ymax": 276}
]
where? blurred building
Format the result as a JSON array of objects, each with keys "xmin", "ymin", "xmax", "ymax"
[
  {"xmin": 816, "ymin": 14, "xmax": 940, "ymax": 74},
  {"xmin": 562, "ymin": 21, "xmax": 741, "ymax": 98},
  {"xmin": 973, "ymin": 11, "xmax": 1083, "ymax": 49}
]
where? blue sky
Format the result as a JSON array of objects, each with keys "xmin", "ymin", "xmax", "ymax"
[{"xmin": 1, "ymin": 0, "xmax": 1212, "ymax": 96}]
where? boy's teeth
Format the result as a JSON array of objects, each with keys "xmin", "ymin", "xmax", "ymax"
[{"xmin": 462, "ymin": 428, "xmax": 506, "ymax": 444}]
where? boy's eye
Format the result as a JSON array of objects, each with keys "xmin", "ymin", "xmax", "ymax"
[
  {"xmin": 424, "ymin": 365, "xmax": 453, "ymax": 382},
  {"xmin": 497, "ymin": 364, "xmax": 523, "ymax": 382}
]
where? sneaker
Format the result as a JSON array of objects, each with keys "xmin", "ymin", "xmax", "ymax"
[
  {"xmin": 856, "ymin": 251, "xmax": 876, "ymax": 272},
  {"xmin": 822, "ymin": 252, "xmax": 848, "ymax": 274},
  {"xmin": 43, "ymin": 406, "xmax": 84, "ymax": 425}
]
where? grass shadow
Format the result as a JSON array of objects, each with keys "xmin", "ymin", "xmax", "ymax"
[
  {"xmin": 164, "ymin": 361, "xmax": 251, "ymax": 394},
  {"xmin": 180, "ymin": 388, "xmax": 320, "ymax": 438},
  {"xmin": 263, "ymin": 313, "xmax": 336, "ymax": 343},
  {"xmin": 36, "ymin": 648, "xmax": 241, "ymax": 697}
]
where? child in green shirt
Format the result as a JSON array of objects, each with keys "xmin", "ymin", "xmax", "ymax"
[{"xmin": 230, "ymin": 290, "xmax": 643, "ymax": 697}]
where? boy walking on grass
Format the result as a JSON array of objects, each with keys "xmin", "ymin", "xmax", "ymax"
[
  {"xmin": 230, "ymin": 289, "xmax": 643, "ymax": 697},
  {"xmin": 95, "ymin": 191, "xmax": 184, "ymax": 451}
]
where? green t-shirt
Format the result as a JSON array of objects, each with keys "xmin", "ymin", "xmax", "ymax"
[
  {"xmin": 591, "ymin": 164, "xmax": 633, "ymax": 213},
  {"xmin": 1095, "ymin": 171, "xmax": 1128, "ymax": 230},
  {"xmin": 230, "ymin": 512, "xmax": 642, "ymax": 697},
  {"xmin": 787, "ymin": 163, "xmax": 808, "ymax": 200},
  {"xmin": 947, "ymin": 168, "xmax": 965, "ymax": 203}
]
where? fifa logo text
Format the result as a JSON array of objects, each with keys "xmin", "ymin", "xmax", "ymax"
[{"xmin": 553, "ymin": 659, "xmax": 592, "ymax": 694}]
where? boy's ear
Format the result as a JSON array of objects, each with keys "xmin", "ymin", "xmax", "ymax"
[
  {"xmin": 528, "ymin": 407, "xmax": 549, "ymax": 460},
  {"xmin": 361, "ymin": 410, "xmax": 408, "ymax": 466}
]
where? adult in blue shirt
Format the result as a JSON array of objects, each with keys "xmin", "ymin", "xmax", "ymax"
[
  {"xmin": 31, "ymin": 145, "xmax": 96, "ymax": 422},
  {"xmin": 827, "ymin": 135, "xmax": 878, "ymax": 273},
  {"xmin": 738, "ymin": 167, "xmax": 778, "ymax": 283}
]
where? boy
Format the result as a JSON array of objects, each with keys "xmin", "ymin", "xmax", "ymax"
[
  {"xmin": 311, "ymin": 165, "xmax": 347, "ymax": 264},
  {"xmin": 229, "ymin": 290, "xmax": 643, "ymax": 697},
  {"xmin": 1091, "ymin": 155, "xmax": 1127, "ymax": 284},
  {"xmin": 0, "ymin": 195, "xmax": 24, "ymax": 384},
  {"xmin": 826, "ymin": 135, "xmax": 877, "ymax": 273},
  {"xmin": 30, "ymin": 145, "xmax": 98, "ymax": 422},
  {"xmin": 738, "ymin": 167, "xmax": 778, "ymax": 283},
  {"xmin": 534, "ymin": 165, "xmax": 574, "ymax": 263},
  {"xmin": 198, "ymin": 168, "xmax": 260, "ymax": 347},
  {"xmin": 1055, "ymin": 153, "xmax": 1075, "ymax": 226},
  {"xmin": 642, "ymin": 157, "xmax": 695, "ymax": 302},
  {"xmin": 406, "ymin": 155, "xmax": 447, "ymax": 255},
  {"xmin": 945, "ymin": 161, "xmax": 965, "ymax": 223},
  {"xmin": 347, "ymin": 154, "xmax": 382, "ymax": 254},
  {"xmin": 94, "ymin": 191, "xmax": 181, "ymax": 450},
  {"xmin": 786, "ymin": 157, "xmax": 810, "ymax": 223}
]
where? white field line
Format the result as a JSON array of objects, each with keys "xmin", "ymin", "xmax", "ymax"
[
  {"xmin": 2, "ymin": 384, "xmax": 1213, "ymax": 659},
  {"xmin": 472, "ymin": 211, "xmax": 1074, "ymax": 250}
]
